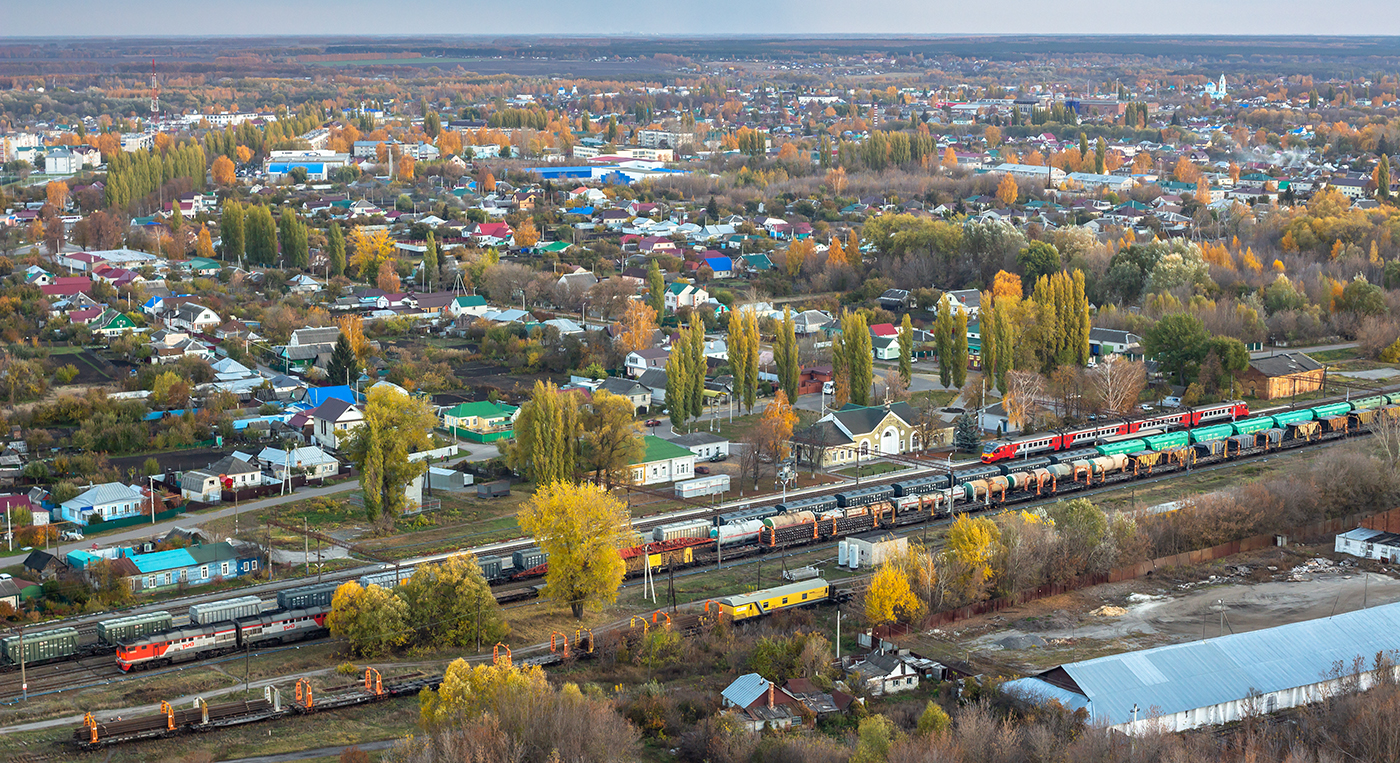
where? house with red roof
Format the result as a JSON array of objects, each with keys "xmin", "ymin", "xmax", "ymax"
[{"xmin": 40, "ymin": 276, "xmax": 93, "ymax": 298}]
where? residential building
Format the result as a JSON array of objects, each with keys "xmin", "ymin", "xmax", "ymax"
[
  {"xmin": 310, "ymin": 398, "xmax": 364, "ymax": 449},
  {"xmin": 180, "ymin": 455, "xmax": 262, "ymax": 503},
  {"xmin": 1335, "ymin": 527, "xmax": 1400, "ymax": 562},
  {"xmin": 664, "ymin": 282, "xmax": 710, "ymax": 312},
  {"xmin": 720, "ymin": 673, "xmax": 805, "ymax": 731},
  {"xmin": 1088, "ymin": 327, "xmax": 1142, "ymax": 358},
  {"xmin": 44, "ymin": 147, "xmax": 82, "ymax": 175},
  {"xmin": 943, "ymin": 289, "xmax": 981, "ymax": 318},
  {"xmin": 257, "ymin": 446, "xmax": 340, "ymax": 481},
  {"xmin": 671, "ymin": 432, "xmax": 730, "ymax": 460},
  {"xmin": 169, "ymin": 303, "xmax": 221, "ymax": 334},
  {"xmin": 630, "ymin": 436, "xmax": 696, "ymax": 485},
  {"xmin": 441, "ymin": 400, "xmax": 519, "ymax": 443},
  {"xmin": 599, "ymin": 377, "xmax": 652, "ymax": 413},
  {"xmin": 57, "ymin": 483, "xmax": 147, "ymax": 526},
  {"xmin": 847, "ymin": 650, "xmax": 922, "ymax": 696},
  {"xmin": 449, "ymin": 295, "xmax": 489, "ymax": 318},
  {"xmin": 625, "ymin": 348, "xmax": 671, "ymax": 377},
  {"xmin": 636, "ymin": 368, "xmax": 669, "ymax": 404},
  {"xmin": 1241, "ymin": 352, "xmax": 1324, "ymax": 400},
  {"xmin": 126, "ymin": 542, "xmax": 258, "ymax": 592}
]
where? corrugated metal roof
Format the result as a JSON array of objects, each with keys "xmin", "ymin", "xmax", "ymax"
[
  {"xmin": 1004, "ymin": 601, "xmax": 1400, "ymax": 726},
  {"xmin": 721, "ymin": 673, "xmax": 770, "ymax": 709},
  {"xmin": 62, "ymin": 482, "xmax": 143, "ymax": 509},
  {"xmin": 130, "ymin": 549, "xmax": 197, "ymax": 573}
]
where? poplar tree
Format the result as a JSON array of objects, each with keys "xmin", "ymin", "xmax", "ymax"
[
  {"xmin": 1379, "ymin": 155, "xmax": 1392, "ymax": 202},
  {"xmin": 220, "ymin": 201, "xmax": 244, "ymax": 263},
  {"xmin": 424, "ymin": 231, "xmax": 439, "ymax": 290},
  {"xmin": 934, "ymin": 298, "xmax": 955, "ymax": 389},
  {"xmin": 666, "ymin": 342, "xmax": 692, "ymax": 430},
  {"xmin": 687, "ymin": 321, "xmax": 706, "ymax": 420},
  {"xmin": 775, "ymin": 307, "xmax": 799, "ymax": 404},
  {"xmin": 841, "ymin": 311, "xmax": 873, "ymax": 407},
  {"xmin": 647, "ymin": 260, "xmax": 665, "ymax": 315},
  {"xmin": 741, "ymin": 308, "xmax": 759, "ymax": 412},
  {"xmin": 952, "ymin": 311, "xmax": 969, "ymax": 389},
  {"xmin": 898, "ymin": 313, "xmax": 914, "ymax": 387},
  {"xmin": 279, "ymin": 209, "xmax": 308, "ymax": 269},
  {"xmin": 727, "ymin": 309, "xmax": 749, "ymax": 413},
  {"xmin": 244, "ymin": 204, "xmax": 277, "ymax": 266},
  {"xmin": 327, "ymin": 222, "xmax": 346, "ymax": 277},
  {"xmin": 1095, "ymin": 136, "xmax": 1106, "ymax": 175}
]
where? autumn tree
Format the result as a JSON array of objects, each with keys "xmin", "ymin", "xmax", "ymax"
[
  {"xmin": 743, "ymin": 391, "xmax": 798, "ymax": 490},
  {"xmin": 784, "ymin": 238, "xmax": 814, "ymax": 277},
  {"xmin": 865, "ymin": 560, "xmax": 924, "ymax": 627},
  {"xmin": 514, "ymin": 218, "xmax": 539, "ymax": 249},
  {"xmin": 518, "ymin": 482, "xmax": 630, "ymax": 618},
  {"xmin": 211, "ymin": 155, "xmax": 236, "ymax": 186},
  {"xmin": 376, "ymin": 260, "xmax": 401, "ymax": 293},
  {"xmin": 279, "ymin": 209, "xmax": 309, "ymax": 269},
  {"xmin": 398, "ymin": 555, "xmax": 508, "ymax": 649},
  {"xmin": 826, "ymin": 165, "xmax": 848, "ymax": 195},
  {"xmin": 46, "ymin": 181, "xmax": 68, "ymax": 210},
  {"xmin": 342, "ymin": 386, "xmax": 437, "ymax": 522},
  {"xmin": 946, "ymin": 514, "xmax": 1003, "ymax": 604},
  {"xmin": 618, "ymin": 300, "xmax": 658, "ymax": 354},
  {"xmin": 825, "ymin": 235, "xmax": 847, "ymax": 270},
  {"xmin": 336, "ymin": 314, "xmax": 373, "ymax": 361},
  {"xmin": 665, "ymin": 322, "xmax": 707, "ymax": 431},
  {"xmin": 942, "ymin": 146, "xmax": 958, "ymax": 169},
  {"xmin": 983, "ymin": 125, "xmax": 1002, "ymax": 147},
  {"xmin": 580, "ymin": 389, "xmax": 644, "ymax": 486},
  {"xmin": 350, "ymin": 227, "xmax": 395, "ymax": 279},
  {"xmin": 996, "ymin": 173, "xmax": 1019, "ymax": 206},
  {"xmin": 1004, "ymin": 370, "xmax": 1045, "ymax": 431},
  {"xmin": 235, "ymin": 145, "xmax": 253, "ymax": 164},
  {"xmin": 728, "ymin": 308, "xmax": 760, "ymax": 412},
  {"xmin": 327, "ymin": 581, "xmax": 409, "ymax": 658},
  {"xmin": 195, "ymin": 225, "xmax": 215, "ymax": 260},
  {"xmin": 507, "ymin": 380, "xmax": 580, "ymax": 484},
  {"xmin": 419, "ymin": 656, "xmax": 549, "ymax": 728},
  {"xmin": 396, "ymin": 154, "xmax": 415, "ymax": 180}
]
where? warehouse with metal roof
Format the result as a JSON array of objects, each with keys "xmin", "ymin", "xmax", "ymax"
[{"xmin": 1002, "ymin": 601, "xmax": 1400, "ymax": 735}]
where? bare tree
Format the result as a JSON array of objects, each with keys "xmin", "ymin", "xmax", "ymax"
[
  {"xmin": 1004, "ymin": 370, "xmax": 1045, "ymax": 432},
  {"xmin": 1091, "ymin": 355, "xmax": 1146, "ymax": 417},
  {"xmin": 1372, "ymin": 410, "xmax": 1400, "ymax": 471}
]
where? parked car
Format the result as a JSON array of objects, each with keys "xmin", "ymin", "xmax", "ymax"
[
  {"xmin": 645, "ymin": 419, "xmax": 663, "ymax": 428},
  {"xmin": 61, "ymin": 530, "xmax": 84, "ymax": 542},
  {"xmin": 709, "ymin": 453, "xmax": 727, "ymax": 462},
  {"xmin": 694, "ymin": 465, "xmax": 711, "ymax": 475}
]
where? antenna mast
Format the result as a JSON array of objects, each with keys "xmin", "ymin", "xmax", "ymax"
[{"xmin": 149, "ymin": 58, "xmax": 160, "ymax": 116}]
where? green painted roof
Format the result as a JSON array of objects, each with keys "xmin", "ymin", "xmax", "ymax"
[
  {"xmin": 635, "ymin": 435, "xmax": 693, "ymax": 464},
  {"xmin": 444, "ymin": 400, "xmax": 517, "ymax": 419},
  {"xmin": 453, "ymin": 295, "xmax": 487, "ymax": 306},
  {"xmin": 536, "ymin": 241, "xmax": 573, "ymax": 253}
]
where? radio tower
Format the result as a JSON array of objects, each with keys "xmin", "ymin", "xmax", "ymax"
[{"xmin": 148, "ymin": 58, "xmax": 159, "ymax": 116}]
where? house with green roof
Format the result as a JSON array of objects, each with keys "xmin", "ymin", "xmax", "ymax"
[
  {"xmin": 450, "ymin": 295, "xmax": 489, "ymax": 318},
  {"xmin": 630, "ymin": 435, "xmax": 697, "ymax": 485},
  {"xmin": 92, "ymin": 308, "xmax": 141, "ymax": 338},
  {"xmin": 182, "ymin": 257, "xmax": 223, "ymax": 276},
  {"xmin": 442, "ymin": 400, "xmax": 519, "ymax": 442},
  {"xmin": 534, "ymin": 241, "xmax": 574, "ymax": 255},
  {"xmin": 741, "ymin": 253, "xmax": 774, "ymax": 272}
]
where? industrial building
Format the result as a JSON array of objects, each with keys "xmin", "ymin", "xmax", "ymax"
[
  {"xmin": 1335, "ymin": 527, "xmax": 1400, "ymax": 562},
  {"xmin": 1002, "ymin": 601, "xmax": 1400, "ymax": 735}
]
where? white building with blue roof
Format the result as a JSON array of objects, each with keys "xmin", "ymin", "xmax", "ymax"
[
  {"xmin": 1003, "ymin": 600, "xmax": 1400, "ymax": 735},
  {"xmin": 58, "ymin": 482, "xmax": 147, "ymax": 525}
]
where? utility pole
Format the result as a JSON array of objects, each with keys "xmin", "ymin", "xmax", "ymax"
[
  {"xmin": 17, "ymin": 626, "xmax": 26, "ymax": 701},
  {"xmin": 304, "ymin": 517, "xmax": 309, "ymax": 576}
]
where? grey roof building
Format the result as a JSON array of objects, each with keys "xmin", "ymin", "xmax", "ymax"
[{"xmin": 1003, "ymin": 601, "xmax": 1400, "ymax": 735}]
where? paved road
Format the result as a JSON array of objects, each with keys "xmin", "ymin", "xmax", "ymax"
[
  {"xmin": 0, "ymin": 442, "xmax": 502, "ymax": 569},
  {"xmin": 1251, "ymin": 342, "xmax": 1357, "ymax": 359}
]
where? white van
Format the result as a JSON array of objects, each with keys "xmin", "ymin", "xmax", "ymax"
[
  {"xmin": 1162, "ymin": 396, "xmax": 1182, "ymax": 407},
  {"xmin": 822, "ymin": 381, "xmax": 835, "ymax": 395}
]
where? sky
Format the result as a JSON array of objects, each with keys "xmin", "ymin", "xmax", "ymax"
[{"xmin": 5, "ymin": 1, "xmax": 1400, "ymax": 37}]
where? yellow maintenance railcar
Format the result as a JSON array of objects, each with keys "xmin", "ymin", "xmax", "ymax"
[{"xmin": 715, "ymin": 579, "xmax": 831, "ymax": 622}]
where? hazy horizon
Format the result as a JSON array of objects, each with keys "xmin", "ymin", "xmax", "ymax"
[{"xmin": 5, "ymin": 1, "xmax": 1400, "ymax": 38}]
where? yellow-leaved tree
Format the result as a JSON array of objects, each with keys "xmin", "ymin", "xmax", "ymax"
[
  {"xmin": 398, "ymin": 555, "xmax": 510, "ymax": 649},
  {"xmin": 341, "ymin": 385, "xmax": 437, "ymax": 522},
  {"xmin": 946, "ymin": 514, "xmax": 1003, "ymax": 604},
  {"xmin": 865, "ymin": 560, "xmax": 925, "ymax": 628},
  {"xmin": 195, "ymin": 225, "xmax": 215, "ymax": 260},
  {"xmin": 580, "ymin": 389, "xmax": 644, "ymax": 487},
  {"xmin": 996, "ymin": 173, "xmax": 1019, "ymax": 206},
  {"xmin": 618, "ymin": 300, "xmax": 657, "ymax": 354},
  {"xmin": 518, "ymin": 482, "xmax": 630, "ymax": 619},
  {"xmin": 514, "ymin": 218, "xmax": 540, "ymax": 249},
  {"xmin": 419, "ymin": 656, "xmax": 550, "ymax": 728},
  {"xmin": 327, "ymin": 581, "xmax": 409, "ymax": 658},
  {"xmin": 349, "ymin": 227, "xmax": 395, "ymax": 280},
  {"xmin": 211, "ymin": 155, "xmax": 236, "ymax": 186}
]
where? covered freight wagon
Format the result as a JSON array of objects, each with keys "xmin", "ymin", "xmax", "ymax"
[
  {"xmin": 836, "ymin": 485, "xmax": 894, "ymax": 508},
  {"xmin": 653, "ymin": 519, "xmax": 712, "ymax": 542},
  {"xmin": 892, "ymin": 475, "xmax": 950, "ymax": 496},
  {"xmin": 1310, "ymin": 402, "xmax": 1352, "ymax": 419},
  {"xmin": 98, "ymin": 612, "xmax": 174, "ymax": 645},
  {"xmin": 277, "ymin": 582, "xmax": 341, "ymax": 611},
  {"xmin": 1144, "ymin": 431, "xmax": 1190, "ymax": 451},
  {"xmin": 777, "ymin": 495, "xmax": 838, "ymax": 514},
  {"xmin": 2, "ymin": 627, "xmax": 78, "ymax": 666},
  {"xmin": 1231, "ymin": 416, "xmax": 1276, "ymax": 436},
  {"xmin": 1095, "ymin": 439, "xmax": 1145, "ymax": 457},
  {"xmin": 477, "ymin": 555, "xmax": 503, "ymax": 581},
  {"xmin": 1190, "ymin": 424, "xmax": 1235, "ymax": 444},
  {"xmin": 512, "ymin": 548, "xmax": 547, "ymax": 571},
  {"xmin": 189, "ymin": 596, "xmax": 263, "ymax": 625}
]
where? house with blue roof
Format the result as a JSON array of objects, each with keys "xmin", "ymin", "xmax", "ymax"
[
  {"xmin": 702, "ymin": 255, "xmax": 733, "ymax": 278},
  {"xmin": 58, "ymin": 482, "xmax": 147, "ymax": 526},
  {"xmin": 300, "ymin": 385, "xmax": 359, "ymax": 409},
  {"xmin": 122, "ymin": 542, "xmax": 259, "ymax": 592}
]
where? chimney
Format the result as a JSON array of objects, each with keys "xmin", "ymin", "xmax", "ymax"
[{"xmin": 767, "ymin": 683, "xmax": 774, "ymax": 709}]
